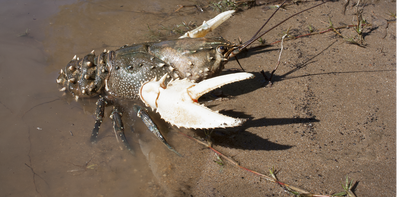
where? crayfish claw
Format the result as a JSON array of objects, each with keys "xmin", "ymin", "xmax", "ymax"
[
  {"xmin": 139, "ymin": 72, "xmax": 254, "ymax": 129},
  {"xmin": 180, "ymin": 10, "xmax": 235, "ymax": 39}
]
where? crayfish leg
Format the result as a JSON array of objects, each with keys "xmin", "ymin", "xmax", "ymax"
[
  {"xmin": 110, "ymin": 107, "xmax": 135, "ymax": 155},
  {"xmin": 133, "ymin": 105, "xmax": 182, "ymax": 157},
  {"xmin": 90, "ymin": 96, "xmax": 107, "ymax": 143},
  {"xmin": 90, "ymin": 97, "xmax": 134, "ymax": 154}
]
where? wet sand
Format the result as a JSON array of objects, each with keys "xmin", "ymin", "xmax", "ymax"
[{"xmin": 0, "ymin": 0, "xmax": 396, "ymax": 196}]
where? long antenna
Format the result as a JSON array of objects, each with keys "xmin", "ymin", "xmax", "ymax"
[
  {"xmin": 239, "ymin": 1, "xmax": 326, "ymax": 52},
  {"xmin": 244, "ymin": 0, "xmax": 288, "ymax": 45}
]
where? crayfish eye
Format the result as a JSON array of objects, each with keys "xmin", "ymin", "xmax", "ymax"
[{"xmin": 217, "ymin": 46, "xmax": 227, "ymax": 54}]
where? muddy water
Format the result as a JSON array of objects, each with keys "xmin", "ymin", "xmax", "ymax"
[{"xmin": 0, "ymin": 0, "xmax": 227, "ymax": 196}]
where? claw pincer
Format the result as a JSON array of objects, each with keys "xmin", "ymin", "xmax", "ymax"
[{"xmin": 140, "ymin": 72, "xmax": 254, "ymax": 129}]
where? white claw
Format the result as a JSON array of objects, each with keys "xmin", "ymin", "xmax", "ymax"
[
  {"xmin": 188, "ymin": 72, "xmax": 254, "ymax": 100},
  {"xmin": 180, "ymin": 10, "xmax": 235, "ymax": 38},
  {"xmin": 139, "ymin": 72, "xmax": 254, "ymax": 129}
]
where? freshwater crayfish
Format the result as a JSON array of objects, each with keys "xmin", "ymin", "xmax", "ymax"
[{"xmin": 56, "ymin": 1, "xmax": 325, "ymax": 154}]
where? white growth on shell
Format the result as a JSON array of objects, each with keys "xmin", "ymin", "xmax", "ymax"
[{"xmin": 139, "ymin": 72, "xmax": 254, "ymax": 129}]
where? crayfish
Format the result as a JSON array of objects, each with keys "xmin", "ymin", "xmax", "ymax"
[{"xmin": 56, "ymin": 1, "xmax": 325, "ymax": 154}]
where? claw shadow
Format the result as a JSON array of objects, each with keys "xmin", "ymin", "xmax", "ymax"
[
  {"xmin": 120, "ymin": 100, "xmax": 318, "ymax": 152},
  {"xmin": 190, "ymin": 110, "xmax": 319, "ymax": 151},
  {"xmin": 202, "ymin": 129, "xmax": 293, "ymax": 151}
]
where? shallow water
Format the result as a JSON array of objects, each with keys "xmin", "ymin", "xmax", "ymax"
[{"xmin": 0, "ymin": 0, "xmax": 224, "ymax": 196}]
